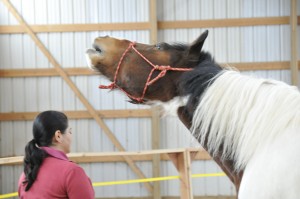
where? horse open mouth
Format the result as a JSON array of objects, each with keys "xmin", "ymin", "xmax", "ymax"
[
  {"xmin": 86, "ymin": 48, "xmax": 96, "ymax": 55},
  {"xmin": 86, "ymin": 43, "xmax": 102, "ymax": 54},
  {"xmin": 85, "ymin": 48, "xmax": 98, "ymax": 70}
]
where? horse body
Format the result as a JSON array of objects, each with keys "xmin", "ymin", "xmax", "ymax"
[
  {"xmin": 86, "ymin": 31, "xmax": 300, "ymax": 198},
  {"xmin": 191, "ymin": 70, "xmax": 300, "ymax": 198},
  {"xmin": 240, "ymin": 130, "xmax": 300, "ymax": 198}
]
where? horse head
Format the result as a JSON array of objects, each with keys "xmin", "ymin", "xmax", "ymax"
[{"xmin": 85, "ymin": 30, "xmax": 211, "ymax": 104}]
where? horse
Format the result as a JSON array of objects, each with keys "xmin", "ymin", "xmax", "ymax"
[{"xmin": 85, "ymin": 30, "xmax": 300, "ymax": 198}]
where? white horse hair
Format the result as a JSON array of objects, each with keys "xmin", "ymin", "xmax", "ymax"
[{"xmin": 191, "ymin": 70, "xmax": 300, "ymax": 198}]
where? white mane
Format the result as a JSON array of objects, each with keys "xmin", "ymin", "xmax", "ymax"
[{"xmin": 191, "ymin": 70, "xmax": 300, "ymax": 171}]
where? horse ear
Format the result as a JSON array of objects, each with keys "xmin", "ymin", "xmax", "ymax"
[{"xmin": 189, "ymin": 30, "xmax": 209, "ymax": 55}]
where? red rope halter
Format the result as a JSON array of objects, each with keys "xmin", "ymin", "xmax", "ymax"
[{"xmin": 99, "ymin": 42, "xmax": 193, "ymax": 103}]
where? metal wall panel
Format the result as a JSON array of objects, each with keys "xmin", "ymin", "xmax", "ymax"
[{"xmin": 0, "ymin": 0, "xmax": 297, "ymax": 198}]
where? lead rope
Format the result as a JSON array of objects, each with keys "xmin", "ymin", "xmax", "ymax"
[{"xmin": 99, "ymin": 42, "xmax": 193, "ymax": 103}]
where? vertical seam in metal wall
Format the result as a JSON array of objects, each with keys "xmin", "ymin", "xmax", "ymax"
[
  {"xmin": 279, "ymin": 0, "xmax": 283, "ymax": 80},
  {"xmin": 226, "ymin": 0, "xmax": 229, "ymax": 64}
]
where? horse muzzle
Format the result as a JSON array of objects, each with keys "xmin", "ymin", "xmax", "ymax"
[{"xmin": 85, "ymin": 48, "xmax": 99, "ymax": 70}]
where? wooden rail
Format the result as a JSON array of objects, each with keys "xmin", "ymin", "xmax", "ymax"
[
  {"xmin": 0, "ymin": 68, "xmax": 97, "ymax": 77},
  {"xmin": 0, "ymin": 22, "xmax": 151, "ymax": 33},
  {"xmin": 0, "ymin": 16, "xmax": 299, "ymax": 34},
  {"xmin": 0, "ymin": 148, "xmax": 211, "ymax": 166},
  {"xmin": 1, "ymin": 61, "xmax": 299, "ymax": 78},
  {"xmin": 158, "ymin": 16, "xmax": 298, "ymax": 29},
  {"xmin": 0, "ymin": 148, "xmax": 211, "ymax": 199},
  {"xmin": 0, "ymin": 109, "xmax": 152, "ymax": 121}
]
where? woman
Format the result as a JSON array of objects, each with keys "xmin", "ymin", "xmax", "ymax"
[{"xmin": 18, "ymin": 110, "xmax": 95, "ymax": 199}]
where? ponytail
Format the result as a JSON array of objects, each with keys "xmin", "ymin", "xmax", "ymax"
[
  {"xmin": 23, "ymin": 110, "xmax": 68, "ymax": 191},
  {"xmin": 23, "ymin": 139, "xmax": 47, "ymax": 191}
]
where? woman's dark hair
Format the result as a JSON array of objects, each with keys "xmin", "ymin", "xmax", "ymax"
[{"xmin": 23, "ymin": 110, "xmax": 68, "ymax": 191}]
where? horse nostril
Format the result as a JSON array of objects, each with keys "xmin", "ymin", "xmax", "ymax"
[
  {"xmin": 93, "ymin": 44, "xmax": 102, "ymax": 53},
  {"xmin": 95, "ymin": 47, "xmax": 101, "ymax": 53}
]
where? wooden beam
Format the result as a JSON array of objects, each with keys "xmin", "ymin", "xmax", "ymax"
[
  {"xmin": 290, "ymin": 0, "xmax": 298, "ymax": 86},
  {"xmin": 1, "ymin": 0, "xmax": 153, "ymax": 193},
  {"xmin": 0, "ymin": 109, "xmax": 152, "ymax": 121},
  {"xmin": 151, "ymin": 107, "xmax": 161, "ymax": 199},
  {"xmin": 0, "ymin": 68, "xmax": 97, "ymax": 77},
  {"xmin": 0, "ymin": 148, "xmax": 211, "ymax": 165},
  {"xmin": 222, "ymin": 61, "xmax": 296, "ymax": 71},
  {"xmin": 158, "ymin": 16, "xmax": 291, "ymax": 29},
  {"xmin": 1, "ymin": 16, "xmax": 299, "ymax": 34},
  {"xmin": 1, "ymin": 62, "xmax": 299, "ymax": 78},
  {"xmin": 149, "ymin": 0, "xmax": 158, "ymax": 44},
  {"xmin": 0, "ymin": 22, "xmax": 151, "ymax": 34}
]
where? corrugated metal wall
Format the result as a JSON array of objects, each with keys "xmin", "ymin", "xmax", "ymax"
[{"xmin": 0, "ymin": 0, "xmax": 298, "ymax": 198}]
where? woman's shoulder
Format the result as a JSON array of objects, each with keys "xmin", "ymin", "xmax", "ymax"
[
  {"xmin": 64, "ymin": 162, "xmax": 90, "ymax": 183},
  {"xmin": 43, "ymin": 156, "xmax": 81, "ymax": 171}
]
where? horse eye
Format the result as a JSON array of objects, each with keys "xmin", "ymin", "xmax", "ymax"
[{"xmin": 155, "ymin": 44, "xmax": 162, "ymax": 50}]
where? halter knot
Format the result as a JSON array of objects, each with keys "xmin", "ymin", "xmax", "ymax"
[
  {"xmin": 154, "ymin": 65, "xmax": 171, "ymax": 71},
  {"xmin": 99, "ymin": 83, "xmax": 115, "ymax": 89}
]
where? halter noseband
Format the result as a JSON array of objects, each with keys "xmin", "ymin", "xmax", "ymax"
[{"xmin": 99, "ymin": 42, "xmax": 192, "ymax": 103}]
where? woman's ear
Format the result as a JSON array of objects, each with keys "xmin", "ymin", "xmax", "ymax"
[{"xmin": 54, "ymin": 130, "xmax": 63, "ymax": 143}]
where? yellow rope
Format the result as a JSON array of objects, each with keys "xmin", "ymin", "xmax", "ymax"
[
  {"xmin": 0, "ymin": 172, "xmax": 225, "ymax": 198},
  {"xmin": 0, "ymin": 193, "xmax": 18, "ymax": 199},
  {"xmin": 93, "ymin": 172, "xmax": 225, "ymax": 186}
]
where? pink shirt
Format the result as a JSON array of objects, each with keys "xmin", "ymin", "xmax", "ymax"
[{"xmin": 18, "ymin": 147, "xmax": 95, "ymax": 199}]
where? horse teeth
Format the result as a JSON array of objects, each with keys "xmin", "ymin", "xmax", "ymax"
[
  {"xmin": 85, "ymin": 53, "xmax": 94, "ymax": 69},
  {"xmin": 86, "ymin": 48, "xmax": 96, "ymax": 54}
]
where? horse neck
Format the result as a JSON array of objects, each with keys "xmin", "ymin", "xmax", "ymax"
[{"xmin": 177, "ymin": 59, "xmax": 223, "ymax": 120}]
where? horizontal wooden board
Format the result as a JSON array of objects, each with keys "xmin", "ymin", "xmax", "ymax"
[
  {"xmin": 0, "ymin": 22, "xmax": 151, "ymax": 33},
  {"xmin": 0, "ymin": 62, "xmax": 299, "ymax": 77},
  {"xmin": 0, "ymin": 148, "xmax": 211, "ymax": 165},
  {"xmin": 0, "ymin": 109, "xmax": 152, "ymax": 121},
  {"xmin": 0, "ymin": 16, "xmax": 299, "ymax": 34},
  {"xmin": 222, "ymin": 61, "xmax": 297, "ymax": 71},
  {"xmin": 158, "ymin": 16, "xmax": 294, "ymax": 29},
  {"xmin": 0, "ymin": 68, "xmax": 97, "ymax": 77}
]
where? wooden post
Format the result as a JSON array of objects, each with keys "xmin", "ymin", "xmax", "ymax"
[
  {"xmin": 151, "ymin": 107, "xmax": 161, "ymax": 199},
  {"xmin": 290, "ymin": 0, "xmax": 298, "ymax": 86},
  {"xmin": 168, "ymin": 150, "xmax": 193, "ymax": 199},
  {"xmin": 149, "ymin": 0, "xmax": 157, "ymax": 44},
  {"xmin": 178, "ymin": 150, "xmax": 193, "ymax": 199}
]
